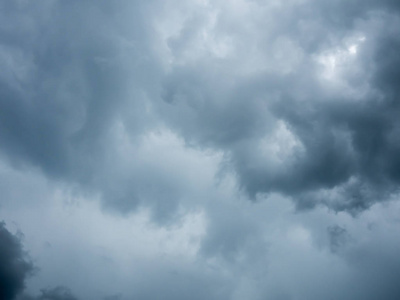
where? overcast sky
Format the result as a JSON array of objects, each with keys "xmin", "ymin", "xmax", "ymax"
[{"xmin": 1, "ymin": 0, "xmax": 400, "ymax": 299}]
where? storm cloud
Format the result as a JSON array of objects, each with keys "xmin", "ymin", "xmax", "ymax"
[
  {"xmin": 1, "ymin": 0, "xmax": 400, "ymax": 299},
  {"xmin": 0, "ymin": 222, "xmax": 33, "ymax": 300}
]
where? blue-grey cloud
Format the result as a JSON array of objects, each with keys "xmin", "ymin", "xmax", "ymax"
[
  {"xmin": 1, "ymin": 0, "xmax": 400, "ymax": 299},
  {"xmin": 1, "ymin": 0, "xmax": 399, "ymax": 216}
]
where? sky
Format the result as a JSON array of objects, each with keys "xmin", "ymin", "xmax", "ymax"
[{"xmin": 1, "ymin": 0, "xmax": 400, "ymax": 299}]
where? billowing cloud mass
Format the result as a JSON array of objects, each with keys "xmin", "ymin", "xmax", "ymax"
[{"xmin": 1, "ymin": 0, "xmax": 400, "ymax": 299}]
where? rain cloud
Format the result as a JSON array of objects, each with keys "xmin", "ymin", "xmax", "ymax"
[{"xmin": 1, "ymin": 0, "xmax": 400, "ymax": 299}]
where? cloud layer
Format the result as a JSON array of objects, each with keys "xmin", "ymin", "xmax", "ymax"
[{"xmin": 1, "ymin": 0, "xmax": 400, "ymax": 299}]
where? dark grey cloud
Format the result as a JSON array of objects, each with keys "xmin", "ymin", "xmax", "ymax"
[{"xmin": 0, "ymin": 222, "xmax": 34, "ymax": 300}]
